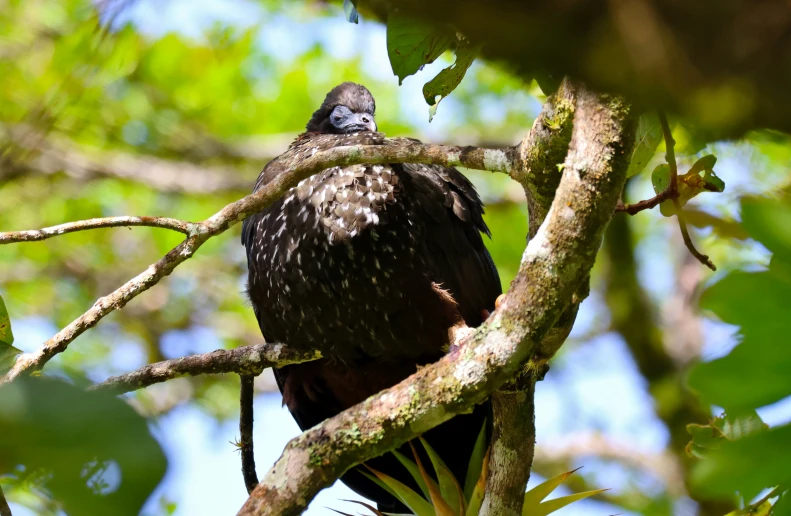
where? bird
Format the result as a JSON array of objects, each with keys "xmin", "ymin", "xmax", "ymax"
[{"xmin": 241, "ymin": 82, "xmax": 501, "ymax": 511}]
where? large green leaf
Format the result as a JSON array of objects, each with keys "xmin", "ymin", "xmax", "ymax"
[
  {"xmin": 686, "ymin": 411, "xmax": 767, "ymax": 459},
  {"xmin": 386, "ymin": 12, "xmax": 454, "ymax": 85},
  {"xmin": 692, "ymin": 425, "xmax": 791, "ymax": 501},
  {"xmin": 0, "ymin": 294, "xmax": 20, "ymax": 376},
  {"xmin": 741, "ymin": 196, "xmax": 791, "ymax": 260},
  {"xmin": 422, "ymin": 40, "xmax": 480, "ymax": 121},
  {"xmin": 626, "ymin": 113, "xmax": 663, "ymax": 178},
  {"xmin": 0, "ymin": 376, "xmax": 167, "ymax": 515}
]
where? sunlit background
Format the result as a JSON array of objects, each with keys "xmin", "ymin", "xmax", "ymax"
[{"xmin": 1, "ymin": 0, "xmax": 790, "ymax": 515}]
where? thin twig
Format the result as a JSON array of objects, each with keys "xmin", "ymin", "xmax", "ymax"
[
  {"xmin": 0, "ymin": 216, "xmax": 195, "ymax": 244},
  {"xmin": 240, "ymin": 375, "xmax": 259, "ymax": 494},
  {"xmin": 0, "ymin": 484, "xmax": 12, "ymax": 516},
  {"xmin": 89, "ymin": 343, "xmax": 321, "ymax": 396},
  {"xmin": 618, "ymin": 113, "xmax": 715, "ymax": 270},
  {"xmin": 1, "ymin": 135, "xmax": 515, "ymax": 383},
  {"xmin": 658, "ymin": 112, "xmax": 716, "ymax": 271},
  {"xmin": 615, "ymin": 189, "xmax": 675, "ymax": 214},
  {"xmin": 673, "ymin": 202, "xmax": 716, "ymax": 270}
]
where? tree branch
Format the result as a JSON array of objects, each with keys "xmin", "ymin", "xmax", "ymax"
[
  {"xmin": 0, "ymin": 216, "xmax": 195, "ymax": 244},
  {"xmin": 238, "ymin": 87, "xmax": 635, "ymax": 515},
  {"xmin": 1, "ymin": 136, "xmax": 516, "ymax": 383},
  {"xmin": 89, "ymin": 343, "xmax": 321, "ymax": 396},
  {"xmin": 240, "ymin": 375, "xmax": 259, "ymax": 494},
  {"xmin": 482, "ymin": 77, "xmax": 580, "ymax": 515}
]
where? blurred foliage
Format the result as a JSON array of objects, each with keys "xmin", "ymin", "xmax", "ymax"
[
  {"xmin": 0, "ymin": 0, "xmax": 791, "ymax": 514},
  {"xmin": 0, "ymin": 376, "xmax": 166, "ymax": 515},
  {"xmin": 687, "ymin": 196, "xmax": 791, "ymax": 510}
]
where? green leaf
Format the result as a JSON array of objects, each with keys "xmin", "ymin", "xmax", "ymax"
[
  {"xmin": 418, "ymin": 438, "xmax": 462, "ymax": 513},
  {"xmin": 392, "ymin": 449, "xmax": 432, "ymax": 501},
  {"xmin": 0, "ymin": 294, "xmax": 20, "ymax": 376},
  {"xmin": 409, "ymin": 442, "xmax": 455, "ymax": 516},
  {"xmin": 0, "ymin": 293, "xmax": 14, "ymax": 346},
  {"xmin": 523, "ymin": 468, "xmax": 581, "ymax": 511},
  {"xmin": 367, "ymin": 467, "xmax": 436, "ymax": 516},
  {"xmin": 688, "ymin": 154, "xmax": 718, "ymax": 175},
  {"xmin": 533, "ymin": 489, "xmax": 608, "ymax": 516},
  {"xmin": 692, "ymin": 424, "xmax": 791, "ymax": 501},
  {"xmin": 422, "ymin": 40, "xmax": 480, "ymax": 121},
  {"xmin": 386, "ymin": 12, "xmax": 454, "ymax": 84},
  {"xmin": 773, "ymin": 491, "xmax": 791, "ymax": 516},
  {"xmin": 651, "ymin": 164, "xmax": 671, "ymax": 195},
  {"xmin": 741, "ymin": 196, "xmax": 791, "ymax": 260},
  {"xmin": 0, "ymin": 376, "xmax": 167, "ymax": 515},
  {"xmin": 465, "ymin": 447, "xmax": 489, "ymax": 516},
  {"xmin": 343, "ymin": 0, "xmax": 359, "ymax": 24},
  {"xmin": 464, "ymin": 421, "xmax": 488, "ymax": 502},
  {"xmin": 690, "ymin": 269, "xmax": 791, "ymax": 410},
  {"xmin": 685, "ymin": 411, "xmax": 767, "ymax": 459},
  {"xmin": 626, "ymin": 113, "xmax": 663, "ymax": 178}
]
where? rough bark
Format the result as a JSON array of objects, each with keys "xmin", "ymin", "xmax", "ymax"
[
  {"xmin": 481, "ymin": 78, "xmax": 580, "ymax": 515},
  {"xmin": 238, "ymin": 86, "xmax": 636, "ymax": 515}
]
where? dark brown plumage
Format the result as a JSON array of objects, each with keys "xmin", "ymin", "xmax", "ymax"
[{"xmin": 241, "ymin": 82, "xmax": 501, "ymax": 511}]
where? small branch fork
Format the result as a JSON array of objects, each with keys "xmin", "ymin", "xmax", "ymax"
[{"xmin": 615, "ymin": 112, "xmax": 716, "ymax": 271}]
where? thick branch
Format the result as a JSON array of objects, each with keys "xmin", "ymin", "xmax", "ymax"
[
  {"xmin": 482, "ymin": 77, "xmax": 579, "ymax": 515},
  {"xmin": 90, "ymin": 343, "xmax": 321, "ymax": 396},
  {"xmin": 238, "ymin": 88, "xmax": 635, "ymax": 515},
  {"xmin": 240, "ymin": 375, "xmax": 259, "ymax": 494},
  {"xmin": 481, "ymin": 379, "xmax": 537, "ymax": 515},
  {"xmin": 0, "ymin": 216, "xmax": 194, "ymax": 244},
  {"xmin": 1, "ymin": 137, "xmax": 516, "ymax": 383}
]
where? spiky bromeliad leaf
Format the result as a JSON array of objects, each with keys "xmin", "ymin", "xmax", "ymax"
[
  {"xmin": 366, "ymin": 467, "xmax": 436, "ymax": 516},
  {"xmin": 522, "ymin": 468, "xmax": 607, "ymax": 516},
  {"xmin": 463, "ymin": 421, "xmax": 488, "ymax": 503},
  {"xmin": 393, "ymin": 449, "xmax": 433, "ymax": 501},
  {"xmin": 531, "ymin": 489, "xmax": 609, "ymax": 516},
  {"xmin": 465, "ymin": 447, "xmax": 490, "ymax": 516},
  {"xmin": 408, "ymin": 443, "xmax": 455, "ymax": 516},
  {"xmin": 417, "ymin": 438, "xmax": 465, "ymax": 514}
]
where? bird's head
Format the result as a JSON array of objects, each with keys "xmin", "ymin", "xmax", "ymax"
[{"xmin": 306, "ymin": 82, "xmax": 377, "ymax": 134}]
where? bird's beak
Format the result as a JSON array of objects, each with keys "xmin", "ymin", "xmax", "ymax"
[{"xmin": 347, "ymin": 112, "xmax": 377, "ymax": 133}]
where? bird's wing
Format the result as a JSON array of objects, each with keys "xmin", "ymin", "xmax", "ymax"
[{"xmin": 398, "ymin": 161, "xmax": 502, "ymax": 327}]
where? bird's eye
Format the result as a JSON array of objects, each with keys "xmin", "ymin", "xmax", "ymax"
[{"xmin": 361, "ymin": 115, "xmax": 370, "ymax": 123}]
